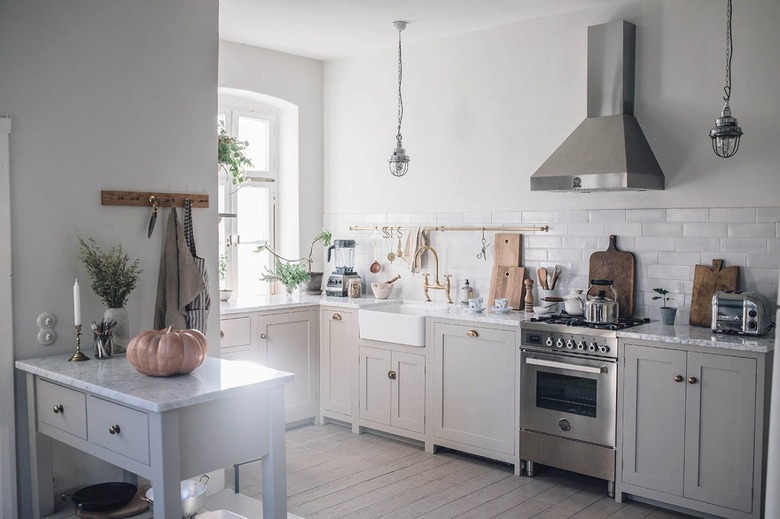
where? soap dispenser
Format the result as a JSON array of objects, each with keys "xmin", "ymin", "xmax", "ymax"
[{"xmin": 460, "ymin": 279, "xmax": 474, "ymax": 305}]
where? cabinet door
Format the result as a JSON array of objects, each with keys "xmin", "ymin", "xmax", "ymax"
[
  {"xmin": 433, "ymin": 322, "xmax": 516, "ymax": 455},
  {"xmin": 392, "ymin": 351, "xmax": 425, "ymax": 434},
  {"xmin": 621, "ymin": 343, "xmax": 687, "ymax": 495},
  {"xmin": 684, "ymin": 352, "xmax": 756, "ymax": 512},
  {"xmin": 359, "ymin": 347, "xmax": 392, "ymax": 425},
  {"xmin": 259, "ymin": 309, "xmax": 319, "ymax": 421},
  {"xmin": 321, "ymin": 309, "xmax": 357, "ymax": 416}
]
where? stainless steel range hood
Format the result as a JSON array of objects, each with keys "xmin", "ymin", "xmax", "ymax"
[{"xmin": 530, "ymin": 20, "xmax": 664, "ymax": 192}]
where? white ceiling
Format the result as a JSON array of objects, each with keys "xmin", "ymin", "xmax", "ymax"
[{"xmin": 219, "ymin": 0, "xmax": 628, "ymax": 61}]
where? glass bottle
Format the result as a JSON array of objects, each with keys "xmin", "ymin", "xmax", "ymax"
[{"xmin": 460, "ymin": 279, "xmax": 474, "ymax": 305}]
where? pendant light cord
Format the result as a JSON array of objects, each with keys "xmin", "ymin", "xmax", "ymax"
[
  {"xmin": 396, "ymin": 30, "xmax": 404, "ymax": 141},
  {"xmin": 723, "ymin": 0, "xmax": 734, "ymax": 103}
]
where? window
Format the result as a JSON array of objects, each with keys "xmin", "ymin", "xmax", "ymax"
[{"xmin": 219, "ymin": 108, "xmax": 277, "ymax": 297}]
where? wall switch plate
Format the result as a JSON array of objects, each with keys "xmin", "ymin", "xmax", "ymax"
[
  {"xmin": 37, "ymin": 312, "xmax": 57, "ymax": 345},
  {"xmin": 37, "ymin": 312, "xmax": 56, "ymax": 329},
  {"xmin": 37, "ymin": 329, "xmax": 56, "ymax": 346}
]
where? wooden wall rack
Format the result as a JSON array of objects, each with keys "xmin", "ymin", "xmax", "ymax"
[{"xmin": 101, "ymin": 190, "xmax": 209, "ymax": 208}]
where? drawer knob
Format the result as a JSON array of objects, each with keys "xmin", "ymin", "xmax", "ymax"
[
  {"xmin": 108, "ymin": 424, "xmax": 121, "ymax": 435},
  {"xmin": 220, "ymin": 330, "xmax": 224, "ymax": 338},
  {"xmin": 52, "ymin": 404, "xmax": 64, "ymax": 414},
  {"xmin": 387, "ymin": 370, "xmax": 397, "ymax": 380},
  {"xmin": 674, "ymin": 375, "xmax": 684, "ymax": 383},
  {"xmin": 688, "ymin": 376, "xmax": 698, "ymax": 385},
  {"xmin": 466, "ymin": 329, "xmax": 479, "ymax": 337},
  {"xmin": 260, "ymin": 333, "xmax": 267, "ymax": 339},
  {"xmin": 332, "ymin": 313, "xmax": 342, "ymax": 321}
]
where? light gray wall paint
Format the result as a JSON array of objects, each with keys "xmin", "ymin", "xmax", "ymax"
[
  {"xmin": 219, "ymin": 41, "xmax": 325, "ymax": 269},
  {"xmin": 0, "ymin": 0, "xmax": 219, "ymax": 512},
  {"xmin": 323, "ymin": 0, "xmax": 780, "ymax": 213}
]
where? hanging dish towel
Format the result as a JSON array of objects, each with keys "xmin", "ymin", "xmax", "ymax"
[
  {"xmin": 154, "ymin": 207, "xmax": 206, "ymax": 330},
  {"xmin": 404, "ymin": 226, "xmax": 430, "ymax": 273},
  {"xmin": 183, "ymin": 199, "xmax": 211, "ymax": 333}
]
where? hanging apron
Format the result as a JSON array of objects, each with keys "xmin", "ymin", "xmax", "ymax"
[{"xmin": 184, "ymin": 199, "xmax": 211, "ymax": 333}]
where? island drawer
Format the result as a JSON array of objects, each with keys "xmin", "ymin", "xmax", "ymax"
[
  {"xmin": 87, "ymin": 396, "xmax": 150, "ymax": 464},
  {"xmin": 220, "ymin": 316, "xmax": 252, "ymax": 348},
  {"xmin": 37, "ymin": 379, "xmax": 87, "ymax": 440}
]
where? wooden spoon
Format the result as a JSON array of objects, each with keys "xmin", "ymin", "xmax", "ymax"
[
  {"xmin": 370, "ymin": 244, "xmax": 381, "ymax": 273},
  {"xmin": 537, "ymin": 267, "xmax": 548, "ymax": 290}
]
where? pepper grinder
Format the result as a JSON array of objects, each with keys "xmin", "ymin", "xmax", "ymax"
[{"xmin": 524, "ymin": 278, "xmax": 534, "ymax": 311}]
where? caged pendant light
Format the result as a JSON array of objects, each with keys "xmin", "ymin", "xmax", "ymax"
[
  {"xmin": 709, "ymin": 0, "xmax": 743, "ymax": 158},
  {"xmin": 389, "ymin": 21, "xmax": 410, "ymax": 177}
]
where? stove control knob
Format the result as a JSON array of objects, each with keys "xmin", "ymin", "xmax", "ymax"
[
  {"xmin": 588, "ymin": 342, "xmax": 598, "ymax": 352},
  {"xmin": 599, "ymin": 345, "xmax": 610, "ymax": 353},
  {"xmin": 565, "ymin": 340, "xmax": 575, "ymax": 349},
  {"xmin": 545, "ymin": 337, "xmax": 554, "ymax": 347},
  {"xmin": 577, "ymin": 341, "xmax": 586, "ymax": 350},
  {"xmin": 556, "ymin": 338, "xmax": 564, "ymax": 348}
]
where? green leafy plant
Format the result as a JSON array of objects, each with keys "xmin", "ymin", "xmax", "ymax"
[
  {"xmin": 77, "ymin": 236, "xmax": 142, "ymax": 308},
  {"xmin": 218, "ymin": 251, "xmax": 229, "ymax": 286},
  {"xmin": 652, "ymin": 288, "xmax": 674, "ymax": 308},
  {"xmin": 255, "ymin": 228, "xmax": 332, "ymax": 272},
  {"xmin": 261, "ymin": 259, "xmax": 311, "ymax": 295},
  {"xmin": 218, "ymin": 124, "xmax": 253, "ymax": 186}
]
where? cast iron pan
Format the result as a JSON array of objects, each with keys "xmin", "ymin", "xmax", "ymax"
[{"xmin": 62, "ymin": 482, "xmax": 137, "ymax": 512}]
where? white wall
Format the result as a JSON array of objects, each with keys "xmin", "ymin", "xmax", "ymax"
[
  {"xmin": 0, "ymin": 0, "xmax": 219, "ymax": 512},
  {"xmin": 324, "ymin": 0, "xmax": 780, "ymax": 213},
  {"xmin": 219, "ymin": 41, "xmax": 325, "ymax": 269}
]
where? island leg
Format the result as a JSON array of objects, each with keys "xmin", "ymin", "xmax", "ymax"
[
  {"xmin": 148, "ymin": 410, "xmax": 184, "ymax": 518},
  {"xmin": 262, "ymin": 384, "xmax": 288, "ymax": 519}
]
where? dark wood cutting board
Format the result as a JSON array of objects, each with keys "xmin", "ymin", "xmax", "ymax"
[
  {"xmin": 488, "ymin": 266, "xmax": 526, "ymax": 310},
  {"xmin": 588, "ymin": 235, "xmax": 635, "ymax": 318},
  {"xmin": 689, "ymin": 259, "xmax": 739, "ymax": 327}
]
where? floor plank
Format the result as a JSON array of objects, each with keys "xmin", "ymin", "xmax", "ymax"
[{"xmin": 226, "ymin": 423, "xmax": 690, "ymax": 519}]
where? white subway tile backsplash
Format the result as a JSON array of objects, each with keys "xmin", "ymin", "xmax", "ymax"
[
  {"xmin": 364, "ymin": 213, "xmax": 388, "ymax": 224},
  {"xmin": 643, "ymin": 223, "xmax": 683, "ymax": 237},
  {"xmin": 634, "ymin": 250, "xmax": 659, "ymax": 265},
  {"xmin": 626, "ymin": 209, "xmax": 666, "ymax": 222},
  {"xmin": 659, "ymin": 251, "xmax": 701, "ymax": 265},
  {"xmin": 387, "ymin": 213, "xmax": 413, "ymax": 224},
  {"xmin": 554, "ymin": 211, "xmax": 590, "ymax": 223},
  {"xmin": 648, "ymin": 265, "xmax": 692, "ymax": 280},
  {"xmin": 742, "ymin": 268, "xmax": 780, "ymax": 285},
  {"xmin": 547, "ymin": 248, "xmax": 584, "ymax": 262},
  {"xmin": 523, "ymin": 249, "xmax": 548, "ymax": 261},
  {"xmin": 590, "ymin": 209, "xmax": 625, "ymax": 223},
  {"xmin": 769, "ymin": 238, "xmax": 780, "ymax": 253},
  {"xmin": 541, "ymin": 224, "xmax": 569, "ymax": 236},
  {"xmin": 748, "ymin": 253, "xmax": 780, "ymax": 269},
  {"xmin": 721, "ymin": 238, "xmax": 767, "ymax": 253},
  {"xmin": 463, "ymin": 212, "xmax": 491, "ymax": 224},
  {"xmin": 635, "ymin": 237, "xmax": 676, "ymax": 251},
  {"xmin": 491, "ymin": 211, "xmax": 523, "ymax": 224},
  {"xmin": 436, "ymin": 212, "xmax": 465, "ymax": 224},
  {"xmin": 410, "ymin": 212, "xmax": 437, "ymax": 224},
  {"xmin": 604, "ymin": 223, "xmax": 643, "ymax": 237},
  {"xmin": 525, "ymin": 235, "xmax": 562, "ymax": 248},
  {"xmin": 521, "ymin": 211, "xmax": 555, "ymax": 223},
  {"xmin": 568, "ymin": 223, "xmax": 603, "ymax": 236},
  {"xmin": 727, "ymin": 223, "xmax": 776, "ymax": 238},
  {"xmin": 757, "ymin": 207, "xmax": 780, "ymax": 223},
  {"xmin": 561, "ymin": 235, "xmax": 606, "ymax": 250},
  {"xmin": 709, "ymin": 208, "xmax": 756, "ymax": 223},
  {"xmin": 675, "ymin": 237, "xmax": 720, "ymax": 252},
  {"xmin": 667, "ymin": 208, "xmax": 709, "ymax": 222},
  {"xmin": 683, "ymin": 222, "xmax": 728, "ymax": 237}
]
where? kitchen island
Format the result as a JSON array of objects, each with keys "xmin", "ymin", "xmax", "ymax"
[{"xmin": 17, "ymin": 354, "xmax": 293, "ymax": 518}]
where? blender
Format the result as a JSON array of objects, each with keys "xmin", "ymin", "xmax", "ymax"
[{"xmin": 325, "ymin": 240, "xmax": 360, "ymax": 296}]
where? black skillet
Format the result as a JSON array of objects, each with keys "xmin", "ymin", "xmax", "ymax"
[{"xmin": 62, "ymin": 482, "xmax": 137, "ymax": 512}]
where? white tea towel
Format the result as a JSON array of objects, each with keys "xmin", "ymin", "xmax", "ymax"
[{"xmin": 404, "ymin": 227, "xmax": 430, "ymax": 273}]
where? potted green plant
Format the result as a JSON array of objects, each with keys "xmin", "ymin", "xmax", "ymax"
[
  {"xmin": 218, "ymin": 123, "xmax": 253, "ymax": 186},
  {"xmin": 77, "ymin": 236, "xmax": 142, "ymax": 352},
  {"xmin": 261, "ymin": 259, "xmax": 311, "ymax": 297},
  {"xmin": 652, "ymin": 288, "xmax": 677, "ymax": 325},
  {"xmin": 218, "ymin": 252, "xmax": 231, "ymax": 302},
  {"xmin": 256, "ymin": 228, "xmax": 332, "ymax": 295}
]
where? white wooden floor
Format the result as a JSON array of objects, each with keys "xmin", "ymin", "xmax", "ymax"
[{"xmin": 226, "ymin": 423, "xmax": 693, "ymax": 519}]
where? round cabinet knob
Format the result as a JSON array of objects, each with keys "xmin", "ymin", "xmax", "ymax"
[
  {"xmin": 466, "ymin": 330, "xmax": 479, "ymax": 337},
  {"xmin": 52, "ymin": 404, "xmax": 64, "ymax": 414},
  {"xmin": 108, "ymin": 425, "xmax": 121, "ymax": 435},
  {"xmin": 387, "ymin": 370, "xmax": 397, "ymax": 380},
  {"xmin": 545, "ymin": 337, "xmax": 554, "ymax": 347},
  {"xmin": 260, "ymin": 333, "xmax": 267, "ymax": 339},
  {"xmin": 332, "ymin": 313, "xmax": 342, "ymax": 321},
  {"xmin": 674, "ymin": 375, "xmax": 684, "ymax": 382},
  {"xmin": 688, "ymin": 376, "xmax": 698, "ymax": 384}
]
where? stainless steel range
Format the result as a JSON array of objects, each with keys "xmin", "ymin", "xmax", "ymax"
[{"xmin": 520, "ymin": 315, "xmax": 648, "ymax": 497}]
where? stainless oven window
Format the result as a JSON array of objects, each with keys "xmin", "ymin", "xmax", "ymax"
[{"xmin": 536, "ymin": 372, "xmax": 598, "ymax": 418}]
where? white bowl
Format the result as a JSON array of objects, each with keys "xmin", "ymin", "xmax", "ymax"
[
  {"xmin": 371, "ymin": 282, "xmax": 394, "ymax": 299},
  {"xmin": 533, "ymin": 305, "xmax": 554, "ymax": 315}
]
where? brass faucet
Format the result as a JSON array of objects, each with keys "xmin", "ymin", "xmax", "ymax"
[{"xmin": 412, "ymin": 246, "xmax": 452, "ymax": 303}]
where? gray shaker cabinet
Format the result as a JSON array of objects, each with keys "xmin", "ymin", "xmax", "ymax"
[{"xmin": 619, "ymin": 341, "xmax": 763, "ymax": 518}]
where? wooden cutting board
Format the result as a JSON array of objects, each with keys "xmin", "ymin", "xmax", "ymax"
[
  {"xmin": 689, "ymin": 259, "xmax": 739, "ymax": 327},
  {"xmin": 493, "ymin": 233, "xmax": 523, "ymax": 266},
  {"xmin": 488, "ymin": 266, "xmax": 526, "ymax": 310},
  {"xmin": 588, "ymin": 235, "xmax": 635, "ymax": 318}
]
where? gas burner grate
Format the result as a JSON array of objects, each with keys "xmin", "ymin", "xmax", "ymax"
[{"xmin": 530, "ymin": 314, "xmax": 649, "ymax": 330}]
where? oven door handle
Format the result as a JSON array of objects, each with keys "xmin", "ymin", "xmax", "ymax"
[{"xmin": 525, "ymin": 357, "xmax": 607, "ymax": 374}]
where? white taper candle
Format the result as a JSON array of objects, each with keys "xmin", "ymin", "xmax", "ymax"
[{"xmin": 73, "ymin": 279, "xmax": 81, "ymax": 326}]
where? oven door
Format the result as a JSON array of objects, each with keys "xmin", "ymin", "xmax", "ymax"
[{"xmin": 520, "ymin": 350, "xmax": 616, "ymax": 447}]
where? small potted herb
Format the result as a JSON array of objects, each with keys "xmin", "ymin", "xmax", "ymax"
[
  {"xmin": 256, "ymin": 228, "xmax": 332, "ymax": 295},
  {"xmin": 218, "ymin": 252, "xmax": 231, "ymax": 302},
  {"xmin": 261, "ymin": 260, "xmax": 311, "ymax": 297},
  {"xmin": 652, "ymin": 288, "xmax": 677, "ymax": 325}
]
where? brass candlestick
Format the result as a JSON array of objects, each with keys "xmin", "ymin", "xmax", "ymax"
[{"xmin": 68, "ymin": 324, "xmax": 90, "ymax": 362}]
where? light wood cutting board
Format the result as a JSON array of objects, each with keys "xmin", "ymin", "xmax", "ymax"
[
  {"xmin": 588, "ymin": 235, "xmax": 635, "ymax": 318},
  {"xmin": 493, "ymin": 233, "xmax": 523, "ymax": 266},
  {"xmin": 689, "ymin": 259, "xmax": 739, "ymax": 327},
  {"xmin": 488, "ymin": 266, "xmax": 526, "ymax": 310}
]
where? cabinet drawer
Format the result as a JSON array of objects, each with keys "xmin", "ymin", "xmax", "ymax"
[
  {"xmin": 87, "ymin": 396, "xmax": 150, "ymax": 464},
  {"xmin": 37, "ymin": 379, "xmax": 87, "ymax": 439},
  {"xmin": 220, "ymin": 316, "xmax": 252, "ymax": 348}
]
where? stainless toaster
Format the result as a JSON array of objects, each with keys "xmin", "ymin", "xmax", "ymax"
[{"xmin": 711, "ymin": 291, "xmax": 773, "ymax": 335}]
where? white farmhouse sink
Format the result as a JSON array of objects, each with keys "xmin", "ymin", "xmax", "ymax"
[{"xmin": 358, "ymin": 304, "xmax": 428, "ymax": 347}]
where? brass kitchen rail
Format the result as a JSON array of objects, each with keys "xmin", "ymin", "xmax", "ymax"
[{"xmin": 349, "ymin": 225, "xmax": 549, "ymax": 233}]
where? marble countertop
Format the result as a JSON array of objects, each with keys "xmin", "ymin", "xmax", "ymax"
[
  {"xmin": 15, "ymin": 355, "xmax": 294, "ymax": 412},
  {"xmin": 219, "ymin": 294, "xmax": 401, "ymax": 314},
  {"xmin": 618, "ymin": 322, "xmax": 775, "ymax": 353}
]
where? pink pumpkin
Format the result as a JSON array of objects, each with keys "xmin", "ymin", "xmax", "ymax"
[{"xmin": 126, "ymin": 326, "xmax": 208, "ymax": 377}]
